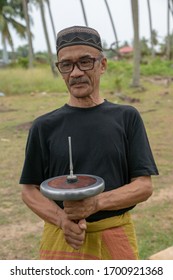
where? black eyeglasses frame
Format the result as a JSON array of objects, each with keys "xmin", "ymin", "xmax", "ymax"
[{"xmin": 55, "ymin": 55, "xmax": 103, "ymax": 74}]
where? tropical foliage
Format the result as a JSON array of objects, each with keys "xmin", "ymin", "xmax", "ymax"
[{"xmin": 0, "ymin": 0, "xmax": 26, "ymax": 62}]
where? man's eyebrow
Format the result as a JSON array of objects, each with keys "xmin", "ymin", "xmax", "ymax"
[
  {"xmin": 79, "ymin": 55, "xmax": 93, "ymax": 59},
  {"xmin": 59, "ymin": 59, "xmax": 72, "ymax": 62}
]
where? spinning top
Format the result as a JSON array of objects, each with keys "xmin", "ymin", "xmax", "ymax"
[{"xmin": 40, "ymin": 137, "xmax": 105, "ymax": 201}]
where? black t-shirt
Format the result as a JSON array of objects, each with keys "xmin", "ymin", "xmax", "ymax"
[{"xmin": 20, "ymin": 100, "xmax": 159, "ymax": 222}]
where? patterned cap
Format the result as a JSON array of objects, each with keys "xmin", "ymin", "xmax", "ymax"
[{"xmin": 56, "ymin": 26, "xmax": 103, "ymax": 54}]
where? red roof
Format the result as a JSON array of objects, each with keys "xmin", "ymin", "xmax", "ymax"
[{"xmin": 119, "ymin": 46, "xmax": 133, "ymax": 54}]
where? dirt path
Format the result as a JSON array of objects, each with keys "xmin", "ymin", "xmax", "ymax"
[{"xmin": 0, "ymin": 220, "xmax": 43, "ymax": 241}]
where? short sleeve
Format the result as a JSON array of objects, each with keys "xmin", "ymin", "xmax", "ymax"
[
  {"xmin": 126, "ymin": 108, "xmax": 159, "ymax": 178},
  {"xmin": 19, "ymin": 122, "xmax": 45, "ymax": 185}
]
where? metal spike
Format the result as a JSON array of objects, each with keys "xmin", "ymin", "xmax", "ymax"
[{"xmin": 67, "ymin": 136, "xmax": 77, "ymax": 183}]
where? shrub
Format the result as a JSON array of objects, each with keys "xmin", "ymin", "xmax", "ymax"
[{"xmin": 17, "ymin": 57, "xmax": 29, "ymax": 69}]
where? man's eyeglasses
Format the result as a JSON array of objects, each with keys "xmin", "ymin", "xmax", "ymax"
[{"xmin": 55, "ymin": 55, "xmax": 103, "ymax": 74}]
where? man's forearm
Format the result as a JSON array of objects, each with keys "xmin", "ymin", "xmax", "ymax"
[
  {"xmin": 21, "ymin": 184, "xmax": 64, "ymax": 227},
  {"xmin": 96, "ymin": 176, "xmax": 153, "ymax": 212}
]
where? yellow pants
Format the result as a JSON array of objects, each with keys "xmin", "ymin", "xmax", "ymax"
[{"xmin": 40, "ymin": 212, "xmax": 139, "ymax": 260}]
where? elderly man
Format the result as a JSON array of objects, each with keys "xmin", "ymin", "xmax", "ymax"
[{"xmin": 20, "ymin": 26, "xmax": 158, "ymax": 260}]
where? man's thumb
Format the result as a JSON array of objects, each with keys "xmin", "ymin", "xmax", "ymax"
[{"xmin": 78, "ymin": 219, "xmax": 87, "ymax": 230}]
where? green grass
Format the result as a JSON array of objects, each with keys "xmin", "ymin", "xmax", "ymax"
[
  {"xmin": 141, "ymin": 57, "xmax": 173, "ymax": 76},
  {"xmin": 133, "ymin": 200, "xmax": 173, "ymax": 259},
  {"xmin": 1, "ymin": 58, "xmax": 173, "ymax": 96},
  {"xmin": 0, "ymin": 61, "xmax": 173, "ymax": 259},
  {"xmin": 0, "ymin": 66, "xmax": 66, "ymax": 95}
]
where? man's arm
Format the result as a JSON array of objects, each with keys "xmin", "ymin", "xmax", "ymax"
[
  {"xmin": 21, "ymin": 185, "xmax": 86, "ymax": 249},
  {"xmin": 21, "ymin": 184, "xmax": 64, "ymax": 225},
  {"xmin": 97, "ymin": 175, "xmax": 153, "ymax": 211},
  {"xmin": 63, "ymin": 176, "xmax": 153, "ymax": 220}
]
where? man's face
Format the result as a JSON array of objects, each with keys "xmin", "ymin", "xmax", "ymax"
[{"xmin": 57, "ymin": 45, "xmax": 106, "ymax": 100}]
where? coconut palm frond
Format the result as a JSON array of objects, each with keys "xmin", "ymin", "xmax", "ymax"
[{"xmin": 8, "ymin": 17, "xmax": 27, "ymax": 38}]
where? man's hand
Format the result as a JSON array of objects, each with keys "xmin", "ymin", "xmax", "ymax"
[
  {"xmin": 63, "ymin": 196, "xmax": 97, "ymax": 220},
  {"xmin": 60, "ymin": 217, "xmax": 87, "ymax": 250},
  {"xmin": 22, "ymin": 185, "xmax": 87, "ymax": 250}
]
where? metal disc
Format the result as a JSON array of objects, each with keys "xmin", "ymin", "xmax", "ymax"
[{"xmin": 40, "ymin": 174, "xmax": 105, "ymax": 201}]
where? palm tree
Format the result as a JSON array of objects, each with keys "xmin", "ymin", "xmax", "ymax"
[
  {"xmin": 104, "ymin": 0, "xmax": 119, "ymax": 49},
  {"xmin": 146, "ymin": 0, "xmax": 155, "ymax": 57},
  {"xmin": 167, "ymin": 0, "xmax": 171, "ymax": 59},
  {"xmin": 170, "ymin": 0, "xmax": 173, "ymax": 15},
  {"xmin": 45, "ymin": 0, "xmax": 56, "ymax": 41},
  {"xmin": 0, "ymin": 0, "xmax": 26, "ymax": 64},
  {"xmin": 22, "ymin": 0, "xmax": 34, "ymax": 68},
  {"xmin": 131, "ymin": 0, "xmax": 140, "ymax": 87},
  {"xmin": 37, "ymin": 0, "xmax": 57, "ymax": 76},
  {"xmin": 79, "ymin": 0, "xmax": 88, "ymax": 26}
]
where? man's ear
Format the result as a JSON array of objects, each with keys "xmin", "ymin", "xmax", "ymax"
[{"xmin": 100, "ymin": 57, "xmax": 107, "ymax": 74}]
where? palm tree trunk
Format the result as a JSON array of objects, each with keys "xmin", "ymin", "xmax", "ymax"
[
  {"xmin": 2, "ymin": 37, "xmax": 9, "ymax": 64},
  {"xmin": 170, "ymin": 0, "xmax": 173, "ymax": 15},
  {"xmin": 38, "ymin": 0, "xmax": 57, "ymax": 76},
  {"xmin": 167, "ymin": 0, "xmax": 171, "ymax": 60},
  {"xmin": 80, "ymin": 0, "xmax": 88, "ymax": 26},
  {"xmin": 131, "ymin": 0, "xmax": 140, "ymax": 87},
  {"xmin": 147, "ymin": 0, "xmax": 155, "ymax": 57},
  {"xmin": 22, "ymin": 0, "xmax": 34, "ymax": 68},
  {"xmin": 45, "ymin": 0, "xmax": 56, "ymax": 42},
  {"xmin": 104, "ymin": 0, "xmax": 119, "ymax": 49}
]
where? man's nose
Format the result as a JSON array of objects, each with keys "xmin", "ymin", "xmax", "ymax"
[{"xmin": 70, "ymin": 64, "xmax": 84, "ymax": 77}]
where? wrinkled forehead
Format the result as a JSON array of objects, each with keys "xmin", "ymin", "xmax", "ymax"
[{"xmin": 58, "ymin": 45, "xmax": 101, "ymax": 61}]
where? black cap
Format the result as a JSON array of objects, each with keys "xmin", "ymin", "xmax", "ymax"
[{"xmin": 56, "ymin": 26, "xmax": 103, "ymax": 54}]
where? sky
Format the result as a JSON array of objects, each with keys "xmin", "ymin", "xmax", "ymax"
[{"xmin": 0, "ymin": 0, "xmax": 171, "ymax": 52}]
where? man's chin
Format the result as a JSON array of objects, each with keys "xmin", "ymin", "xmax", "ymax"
[
  {"xmin": 70, "ymin": 84, "xmax": 90, "ymax": 96},
  {"xmin": 71, "ymin": 92, "xmax": 88, "ymax": 98}
]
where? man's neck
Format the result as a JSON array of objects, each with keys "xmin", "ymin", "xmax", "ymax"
[{"xmin": 68, "ymin": 96, "xmax": 104, "ymax": 108}]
